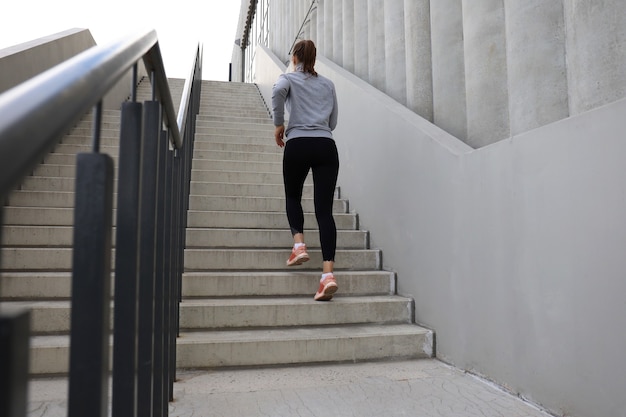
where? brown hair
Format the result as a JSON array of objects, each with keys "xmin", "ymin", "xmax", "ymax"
[{"xmin": 292, "ymin": 40, "xmax": 318, "ymax": 76}]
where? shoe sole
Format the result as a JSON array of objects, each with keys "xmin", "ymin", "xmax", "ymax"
[
  {"xmin": 314, "ymin": 282, "xmax": 338, "ymax": 301},
  {"xmin": 286, "ymin": 253, "xmax": 310, "ymax": 266}
]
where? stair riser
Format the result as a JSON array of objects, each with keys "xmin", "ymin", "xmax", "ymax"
[
  {"xmin": 185, "ymin": 229, "xmax": 366, "ymax": 249},
  {"xmin": 195, "ymin": 134, "xmax": 281, "ymax": 145},
  {"xmin": 41, "ymin": 149, "xmax": 282, "ymax": 164},
  {"xmin": 188, "ymin": 196, "xmax": 348, "ymax": 213},
  {"xmin": 184, "ymin": 249, "xmax": 381, "ymax": 271},
  {"xmin": 190, "ymin": 170, "xmax": 295, "ymax": 184},
  {"xmin": 192, "ymin": 150, "xmax": 282, "ymax": 163},
  {"xmin": 27, "ymin": 330, "xmax": 431, "ymax": 375},
  {"xmin": 19, "ymin": 298, "xmax": 409, "ymax": 333},
  {"xmin": 182, "ymin": 272, "xmax": 394, "ymax": 297},
  {"xmin": 195, "ymin": 110, "xmax": 270, "ymax": 119},
  {"xmin": 1, "ymin": 207, "xmax": 357, "ymax": 230},
  {"xmin": 54, "ymin": 137, "xmax": 280, "ymax": 152},
  {"xmin": 176, "ymin": 333, "xmax": 431, "ymax": 368},
  {"xmin": 0, "ymin": 271, "xmax": 394, "ymax": 300},
  {"xmin": 28, "ymin": 158, "xmax": 281, "ymax": 176},
  {"xmin": 192, "ymin": 159, "xmax": 280, "ymax": 172},
  {"xmin": 6, "ymin": 193, "xmax": 348, "ymax": 213},
  {"xmin": 16, "ymin": 178, "xmax": 333, "ymax": 199},
  {"xmin": 1, "ymin": 227, "xmax": 366, "ymax": 249},
  {"xmin": 198, "ymin": 116, "xmax": 271, "ymax": 124},
  {"xmin": 195, "ymin": 126, "xmax": 276, "ymax": 136},
  {"xmin": 179, "ymin": 300, "xmax": 411, "ymax": 329},
  {"xmin": 0, "ymin": 249, "xmax": 380, "ymax": 271},
  {"xmin": 187, "ymin": 211, "xmax": 357, "ymax": 230},
  {"xmin": 195, "ymin": 121, "xmax": 273, "ymax": 131},
  {"xmin": 189, "ymin": 183, "xmax": 338, "ymax": 199}
]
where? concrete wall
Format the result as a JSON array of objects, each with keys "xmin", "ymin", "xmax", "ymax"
[
  {"xmin": 237, "ymin": 0, "xmax": 626, "ymax": 150},
  {"xmin": 254, "ymin": 44, "xmax": 626, "ymax": 417},
  {"xmin": 0, "ymin": 28, "xmax": 135, "ymax": 110}
]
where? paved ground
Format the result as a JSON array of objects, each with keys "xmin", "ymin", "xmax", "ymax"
[{"xmin": 28, "ymin": 359, "xmax": 552, "ymax": 417}]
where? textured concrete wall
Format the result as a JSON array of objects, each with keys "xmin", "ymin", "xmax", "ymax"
[
  {"xmin": 404, "ymin": 0, "xmax": 433, "ymax": 121},
  {"xmin": 430, "ymin": 0, "xmax": 467, "ymax": 142},
  {"xmin": 504, "ymin": 1, "xmax": 569, "ymax": 135},
  {"xmin": 564, "ymin": 0, "xmax": 626, "ymax": 115},
  {"xmin": 255, "ymin": 43, "xmax": 626, "ymax": 417},
  {"xmin": 462, "ymin": 0, "xmax": 510, "ymax": 147},
  {"xmin": 383, "ymin": 0, "xmax": 407, "ymax": 105},
  {"xmin": 367, "ymin": 0, "xmax": 386, "ymax": 91},
  {"xmin": 237, "ymin": 0, "xmax": 626, "ymax": 148}
]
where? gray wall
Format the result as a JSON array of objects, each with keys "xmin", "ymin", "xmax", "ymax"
[
  {"xmin": 0, "ymin": 28, "xmax": 137, "ymax": 110},
  {"xmin": 239, "ymin": 0, "xmax": 626, "ymax": 150},
  {"xmin": 254, "ymin": 44, "xmax": 626, "ymax": 417}
]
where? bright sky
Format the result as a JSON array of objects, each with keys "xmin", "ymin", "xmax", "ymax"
[{"xmin": 0, "ymin": 1, "xmax": 242, "ymax": 81}]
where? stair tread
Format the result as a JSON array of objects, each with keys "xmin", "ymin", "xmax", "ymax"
[{"xmin": 178, "ymin": 323, "xmax": 430, "ymax": 343}]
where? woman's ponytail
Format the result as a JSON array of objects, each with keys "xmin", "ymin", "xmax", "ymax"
[{"xmin": 292, "ymin": 40, "xmax": 318, "ymax": 77}]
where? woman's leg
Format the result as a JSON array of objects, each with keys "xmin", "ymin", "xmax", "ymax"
[
  {"xmin": 283, "ymin": 139, "xmax": 312, "ymax": 266},
  {"xmin": 283, "ymin": 139, "xmax": 311, "ymax": 236},
  {"xmin": 311, "ymin": 139, "xmax": 339, "ymax": 266}
]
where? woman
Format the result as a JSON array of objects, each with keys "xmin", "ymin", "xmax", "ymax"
[{"xmin": 271, "ymin": 39, "xmax": 339, "ymax": 301}]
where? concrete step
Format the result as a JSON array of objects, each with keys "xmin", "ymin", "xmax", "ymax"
[
  {"xmin": 53, "ymin": 137, "xmax": 283, "ymax": 161},
  {"xmin": 40, "ymin": 150, "xmax": 282, "ymax": 166},
  {"xmin": 16, "ymin": 176, "xmax": 332, "ymax": 199},
  {"xmin": 5, "ymin": 191, "xmax": 348, "ymax": 213},
  {"xmin": 189, "ymin": 182, "xmax": 338, "ymax": 199},
  {"xmin": 190, "ymin": 169, "xmax": 296, "ymax": 184},
  {"xmin": 187, "ymin": 195, "xmax": 348, "ymax": 213},
  {"xmin": 0, "ymin": 270, "xmax": 394, "ymax": 300},
  {"xmin": 198, "ymin": 109, "xmax": 270, "ymax": 119},
  {"xmin": 197, "ymin": 115, "xmax": 271, "ymax": 124},
  {"xmin": 3, "ymin": 295, "xmax": 411, "ymax": 334},
  {"xmin": 184, "ymin": 228, "xmax": 366, "ymax": 249},
  {"xmin": 186, "ymin": 210, "xmax": 358, "ymax": 230},
  {"xmin": 27, "ymin": 324, "xmax": 432, "ymax": 374},
  {"xmin": 0, "ymin": 226, "xmax": 366, "ymax": 249},
  {"xmin": 191, "ymin": 159, "xmax": 280, "ymax": 172},
  {"xmin": 0, "ymin": 248, "xmax": 379, "ymax": 271},
  {"xmin": 176, "ymin": 324, "xmax": 432, "ymax": 368},
  {"xmin": 195, "ymin": 126, "xmax": 275, "ymax": 136},
  {"xmin": 193, "ymin": 134, "xmax": 279, "ymax": 145},
  {"xmin": 183, "ymin": 248, "xmax": 381, "ymax": 271},
  {"xmin": 192, "ymin": 149, "xmax": 282, "ymax": 163},
  {"xmin": 195, "ymin": 120, "xmax": 274, "ymax": 131},
  {"xmin": 192, "ymin": 141, "xmax": 280, "ymax": 154},
  {"xmin": 1, "ymin": 207, "xmax": 358, "ymax": 230}
]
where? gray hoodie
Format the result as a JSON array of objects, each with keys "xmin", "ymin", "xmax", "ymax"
[{"xmin": 271, "ymin": 64, "xmax": 338, "ymax": 141}]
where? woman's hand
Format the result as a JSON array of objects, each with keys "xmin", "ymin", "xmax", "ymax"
[{"xmin": 275, "ymin": 125, "xmax": 285, "ymax": 148}]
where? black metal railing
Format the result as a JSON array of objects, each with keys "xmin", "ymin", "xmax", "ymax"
[{"xmin": 0, "ymin": 29, "xmax": 202, "ymax": 417}]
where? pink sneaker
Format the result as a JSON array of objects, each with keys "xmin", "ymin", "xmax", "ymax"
[
  {"xmin": 314, "ymin": 274, "xmax": 338, "ymax": 301},
  {"xmin": 286, "ymin": 244, "xmax": 309, "ymax": 266}
]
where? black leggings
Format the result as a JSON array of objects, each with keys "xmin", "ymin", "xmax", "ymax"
[{"xmin": 283, "ymin": 137, "xmax": 339, "ymax": 262}]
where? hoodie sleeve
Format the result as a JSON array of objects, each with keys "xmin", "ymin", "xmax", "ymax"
[
  {"xmin": 271, "ymin": 74, "xmax": 290, "ymax": 126},
  {"xmin": 329, "ymin": 86, "xmax": 338, "ymax": 131}
]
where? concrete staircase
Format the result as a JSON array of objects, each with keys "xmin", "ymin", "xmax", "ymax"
[{"xmin": 0, "ymin": 79, "xmax": 433, "ymax": 375}]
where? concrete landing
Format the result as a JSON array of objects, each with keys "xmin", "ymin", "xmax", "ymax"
[{"xmin": 27, "ymin": 359, "xmax": 552, "ymax": 417}]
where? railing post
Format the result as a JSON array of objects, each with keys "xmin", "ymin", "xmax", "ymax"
[
  {"xmin": 112, "ymin": 99, "xmax": 144, "ymax": 417},
  {"xmin": 67, "ymin": 102, "xmax": 115, "ymax": 417},
  {"xmin": 162, "ymin": 144, "xmax": 174, "ymax": 412},
  {"xmin": 0, "ymin": 308, "xmax": 30, "ymax": 417},
  {"xmin": 152, "ymin": 129, "xmax": 168, "ymax": 417},
  {"xmin": 137, "ymin": 100, "xmax": 161, "ymax": 417}
]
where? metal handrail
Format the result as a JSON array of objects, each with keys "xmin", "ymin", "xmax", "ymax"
[
  {"xmin": 177, "ymin": 43, "xmax": 203, "ymax": 135},
  {"xmin": 0, "ymin": 28, "xmax": 202, "ymax": 417},
  {"xmin": 0, "ymin": 29, "xmax": 182, "ymax": 199}
]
